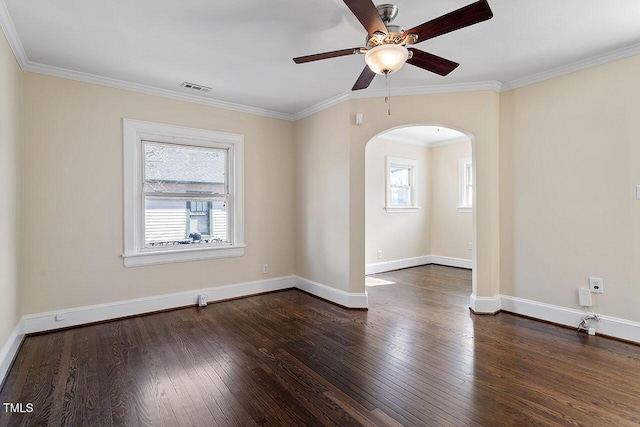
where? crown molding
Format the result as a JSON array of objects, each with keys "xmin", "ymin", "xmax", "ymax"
[
  {"xmin": 0, "ymin": 0, "xmax": 26, "ymax": 68},
  {"xmin": 294, "ymin": 80, "xmax": 502, "ymax": 121},
  {"xmin": 502, "ymin": 41, "xmax": 640, "ymax": 91},
  {"xmin": 427, "ymin": 136, "xmax": 471, "ymax": 148},
  {"xmin": 349, "ymin": 80, "xmax": 503, "ymax": 100},
  {"xmin": 23, "ymin": 61, "xmax": 296, "ymax": 121},
  {"xmin": 293, "ymin": 93, "xmax": 350, "ymax": 121}
]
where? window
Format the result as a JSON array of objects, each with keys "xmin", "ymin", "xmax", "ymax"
[
  {"xmin": 386, "ymin": 156, "xmax": 418, "ymax": 212},
  {"xmin": 458, "ymin": 156, "xmax": 472, "ymax": 213},
  {"xmin": 143, "ymin": 142, "xmax": 228, "ymax": 247},
  {"xmin": 123, "ymin": 119, "xmax": 244, "ymax": 267}
]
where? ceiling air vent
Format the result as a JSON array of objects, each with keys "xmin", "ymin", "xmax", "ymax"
[{"xmin": 180, "ymin": 82, "xmax": 212, "ymax": 93}]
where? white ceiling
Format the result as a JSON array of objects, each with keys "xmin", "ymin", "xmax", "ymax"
[
  {"xmin": 380, "ymin": 126, "xmax": 469, "ymax": 146},
  {"xmin": 3, "ymin": 0, "xmax": 640, "ymax": 118}
]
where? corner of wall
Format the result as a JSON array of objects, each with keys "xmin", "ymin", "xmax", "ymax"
[
  {"xmin": 0, "ymin": 22, "xmax": 25, "ymax": 387},
  {"xmin": 293, "ymin": 101, "xmax": 352, "ymax": 292}
]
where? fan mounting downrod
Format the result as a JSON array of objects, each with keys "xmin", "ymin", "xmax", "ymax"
[{"xmin": 376, "ymin": 4, "xmax": 398, "ymax": 24}]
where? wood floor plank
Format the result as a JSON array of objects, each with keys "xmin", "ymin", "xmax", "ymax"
[
  {"xmin": 1, "ymin": 265, "xmax": 639, "ymax": 426},
  {"xmin": 93, "ymin": 324, "xmax": 114, "ymax": 427},
  {"xmin": 58, "ymin": 330, "xmax": 94, "ymax": 427}
]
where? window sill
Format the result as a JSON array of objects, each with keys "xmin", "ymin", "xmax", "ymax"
[
  {"xmin": 385, "ymin": 206, "xmax": 420, "ymax": 213},
  {"xmin": 123, "ymin": 245, "xmax": 245, "ymax": 267},
  {"xmin": 457, "ymin": 206, "xmax": 472, "ymax": 213}
]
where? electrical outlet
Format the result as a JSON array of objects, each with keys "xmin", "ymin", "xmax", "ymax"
[
  {"xmin": 377, "ymin": 250, "xmax": 382, "ymax": 259},
  {"xmin": 589, "ymin": 277, "xmax": 604, "ymax": 294},
  {"xmin": 263, "ymin": 264, "xmax": 269, "ymax": 274},
  {"xmin": 468, "ymin": 242, "xmax": 473, "ymax": 250}
]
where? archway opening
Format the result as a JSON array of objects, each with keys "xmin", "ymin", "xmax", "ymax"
[{"xmin": 364, "ymin": 124, "xmax": 476, "ymax": 297}]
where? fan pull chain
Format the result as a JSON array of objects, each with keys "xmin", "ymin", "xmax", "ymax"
[{"xmin": 385, "ymin": 71, "xmax": 392, "ymax": 115}]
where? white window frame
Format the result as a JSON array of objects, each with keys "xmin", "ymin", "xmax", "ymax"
[
  {"xmin": 458, "ymin": 156, "xmax": 472, "ymax": 213},
  {"xmin": 123, "ymin": 119, "xmax": 244, "ymax": 267},
  {"xmin": 385, "ymin": 156, "xmax": 419, "ymax": 212}
]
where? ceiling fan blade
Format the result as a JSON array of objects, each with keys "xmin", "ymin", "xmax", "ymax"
[
  {"xmin": 407, "ymin": 48, "xmax": 459, "ymax": 76},
  {"xmin": 343, "ymin": 0, "xmax": 388, "ymax": 36},
  {"xmin": 403, "ymin": 0, "xmax": 493, "ymax": 44},
  {"xmin": 352, "ymin": 66, "xmax": 376, "ymax": 90},
  {"xmin": 293, "ymin": 48, "xmax": 363, "ymax": 64}
]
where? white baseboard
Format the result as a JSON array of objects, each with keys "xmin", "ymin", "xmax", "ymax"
[
  {"xmin": 366, "ymin": 254, "xmax": 472, "ymax": 275},
  {"xmin": 469, "ymin": 294, "xmax": 501, "ymax": 314},
  {"xmin": 366, "ymin": 255, "xmax": 432, "ymax": 275},
  {"xmin": 469, "ymin": 293, "xmax": 640, "ymax": 343},
  {"xmin": 294, "ymin": 276, "xmax": 369, "ymax": 309},
  {"xmin": 430, "ymin": 255, "xmax": 472, "ymax": 269},
  {"xmin": 20, "ymin": 274, "xmax": 369, "ymax": 336},
  {"xmin": 6, "ymin": 277, "xmax": 638, "ymax": 386},
  {"xmin": 0, "ymin": 320, "xmax": 25, "ymax": 388},
  {"xmin": 500, "ymin": 295, "xmax": 640, "ymax": 344},
  {"xmin": 23, "ymin": 276, "xmax": 295, "ymax": 334}
]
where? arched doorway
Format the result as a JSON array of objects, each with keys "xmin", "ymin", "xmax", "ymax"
[
  {"xmin": 358, "ymin": 123, "xmax": 479, "ymax": 303},
  {"xmin": 365, "ymin": 125, "xmax": 474, "ymax": 280}
]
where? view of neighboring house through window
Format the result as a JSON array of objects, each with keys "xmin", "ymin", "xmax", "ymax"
[
  {"xmin": 458, "ymin": 156, "xmax": 472, "ymax": 212},
  {"xmin": 187, "ymin": 201, "xmax": 213, "ymax": 235},
  {"xmin": 143, "ymin": 142, "xmax": 229, "ymax": 247},
  {"xmin": 386, "ymin": 156, "xmax": 418, "ymax": 211}
]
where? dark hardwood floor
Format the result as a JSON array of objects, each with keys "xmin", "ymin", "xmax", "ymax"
[{"xmin": 1, "ymin": 265, "xmax": 639, "ymax": 426}]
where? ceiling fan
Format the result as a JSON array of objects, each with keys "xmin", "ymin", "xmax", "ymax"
[{"xmin": 293, "ymin": 0, "xmax": 494, "ymax": 91}]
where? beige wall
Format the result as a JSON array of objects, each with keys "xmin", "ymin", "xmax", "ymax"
[
  {"xmin": 350, "ymin": 92, "xmax": 501, "ymax": 298},
  {"xmin": 11, "ymin": 43, "xmax": 638, "ymax": 330},
  {"xmin": 365, "ymin": 137, "xmax": 431, "ymax": 264},
  {"xmin": 0, "ymin": 30, "xmax": 22, "ymax": 345},
  {"xmin": 500, "ymin": 54, "xmax": 640, "ymax": 322},
  {"xmin": 431, "ymin": 142, "xmax": 473, "ymax": 260},
  {"xmin": 21, "ymin": 73, "xmax": 296, "ymax": 314},
  {"xmin": 294, "ymin": 102, "xmax": 351, "ymax": 291}
]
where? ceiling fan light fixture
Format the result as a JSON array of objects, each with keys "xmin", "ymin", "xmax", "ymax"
[{"xmin": 365, "ymin": 44, "xmax": 409, "ymax": 75}]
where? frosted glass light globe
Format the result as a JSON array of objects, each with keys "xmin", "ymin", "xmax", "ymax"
[{"xmin": 365, "ymin": 44, "xmax": 409, "ymax": 75}]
